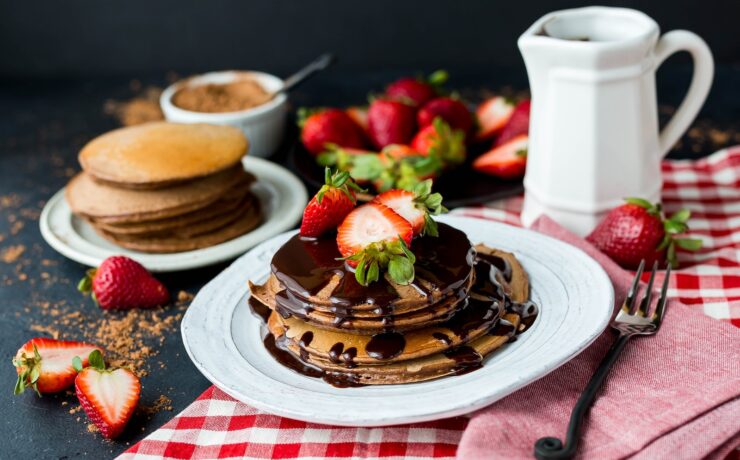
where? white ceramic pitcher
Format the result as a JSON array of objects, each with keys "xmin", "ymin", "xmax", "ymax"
[{"xmin": 518, "ymin": 6, "xmax": 713, "ymax": 235}]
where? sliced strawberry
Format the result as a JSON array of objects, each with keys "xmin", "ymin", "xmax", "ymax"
[
  {"xmin": 74, "ymin": 350, "xmax": 140, "ymax": 439},
  {"xmin": 494, "ymin": 99, "xmax": 530, "ymax": 147},
  {"xmin": 473, "ymin": 134, "xmax": 528, "ymax": 179},
  {"xmin": 346, "ymin": 106, "xmax": 369, "ymax": 134},
  {"xmin": 78, "ymin": 256, "xmax": 169, "ymax": 310},
  {"xmin": 417, "ymin": 97, "xmax": 473, "ymax": 136},
  {"xmin": 372, "ymin": 180, "xmax": 446, "ymax": 237},
  {"xmin": 300, "ymin": 168, "xmax": 363, "ymax": 237},
  {"xmin": 475, "ymin": 96, "xmax": 515, "ymax": 141},
  {"xmin": 336, "ymin": 203, "xmax": 415, "ymax": 285},
  {"xmin": 13, "ymin": 338, "xmax": 102, "ymax": 396},
  {"xmin": 367, "ymin": 99, "xmax": 417, "ymax": 149},
  {"xmin": 299, "ymin": 108, "xmax": 367, "ymax": 156},
  {"xmin": 410, "ymin": 118, "xmax": 466, "ymax": 165}
]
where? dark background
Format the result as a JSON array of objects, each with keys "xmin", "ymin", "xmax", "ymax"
[{"xmin": 1, "ymin": 1, "xmax": 738, "ymax": 459}]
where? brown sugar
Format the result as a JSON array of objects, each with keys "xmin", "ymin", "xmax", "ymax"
[
  {"xmin": 104, "ymin": 86, "xmax": 164, "ymax": 127},
  {"xmin": 172, "ymin": 78, "xmax": 271, "ymax": 113},
  {"xmin": 1, "ymin": 244, "xmax": 26, "ymax": 263}
]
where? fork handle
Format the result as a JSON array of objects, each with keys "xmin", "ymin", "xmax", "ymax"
[{"xmin": 534, "ymin": 333, "xmax": 631, "ymax": 460}]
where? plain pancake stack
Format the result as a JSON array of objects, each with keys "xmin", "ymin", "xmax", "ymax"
[
  {"xmin": 66, "ymin": 122, "xmax": 262, "ymax": 253},
  {"xmin": 249, "ymin": 223, "xmax": 537, "ymax": 386}
]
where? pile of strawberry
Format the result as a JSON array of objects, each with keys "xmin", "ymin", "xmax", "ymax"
[
  {"xmin": 301, "ymin": 168, "xmax": 445, "ymax": 286},
  {"xmin": 299, "ymin": 71, "xmax": 532, "ymax": 193}
]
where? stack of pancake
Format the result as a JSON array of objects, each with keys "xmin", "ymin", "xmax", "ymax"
[
  {"xmin": 249, "ymin": 222, "xmax": 537, "ymax": 386},
  {"xmin": 66, "ymin": 122, "xmax": 262, "ymax": 253}
]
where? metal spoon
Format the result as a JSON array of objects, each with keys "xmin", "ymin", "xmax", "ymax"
[{"xmin": 272, "ymin": 53, "xmax": 336, "ymax": 98}]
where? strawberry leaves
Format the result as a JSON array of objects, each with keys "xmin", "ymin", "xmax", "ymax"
[
  {"xmin": 317, "ymin": 167, "xmax": 363, "ymax": 204},
  {"xmin": 411, "ymin": 180, "xmax": 448, "ymax": 237},
  {"xmin": 347, "ymin": 239, "xmax": 416, "ymax": 286},
  {"xmin": 13, "ymin": 345, "xmax": 42, "ymax": 396},
  {"xmin": 73, "ymin": 349, "xmax": 105, "ymax": 373}
]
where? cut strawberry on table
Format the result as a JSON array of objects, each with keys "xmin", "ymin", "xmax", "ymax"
[
  {"xmin": 13, "ymin": 338, "xmax": 102, "ymax": 396},
  {"xmin": 367, "ymin": 99, "xmax": 418, "ymax": 149},
  {"xmin": 475, "ymin": 96, "xmax": 515, "ymax": 141},
  {"xmin": 336, "ymin": 203, "xmax": 414, "ymax": 286},
  {"xmin": 299, "ymin": 108, "xmax": 367, "ymax": 156},
  {"xmin": 410, "ymin": 117, "xmax": 466, "ymax": 165},
  {"xmin": 384, "ymin": 70, "xmax": 448, "ymax": 107},
  {"xmin": 494, "ymin": 99, "xmax": 531, "ymax": 147},
  {"xmin": 586, "ymin": 198, "xmax": 702, "ymax": 270},
  {"xmin": 345, "ymin": 106, "xmax": 370, "ymax": 134},
  {"xmin": 372, "ymin": 179, "xmax": 447, "ymax": 237},
  {"xmin": 300, "ymin": 168, "xmax": 363, "ymax": 237},
  {"xmin": 417, "ymin": 97, "xmax": 473, "ymax": 136},
  {"xmin": 78, "ymin": 256, "xmax": 170, "ymax": 310},
  {"xmin": 472, "ymin": 134, "xmax": 528, "ymax": 179},
  {"xmin": 73, "ymin": 350, "xmax": 140, "ymax": 439}
]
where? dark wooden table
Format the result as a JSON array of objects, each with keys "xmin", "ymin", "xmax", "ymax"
[{"xmin": 1, "ymin": 67, "xmax": 737, "ymax": 459}]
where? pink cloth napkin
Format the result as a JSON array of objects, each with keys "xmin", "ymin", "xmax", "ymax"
[{"xmin": 457, "ymin": 216, "xmax": 740, "ymax": 460}]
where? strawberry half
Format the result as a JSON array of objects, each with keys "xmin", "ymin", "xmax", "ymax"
[
  {"xmin": 494, "ymin": 99, "xmax": 530, "ymax": 147},
  {"xmin": 73, "ymin": 350, "xmax": 140, "ymax": 439},
  {"xmin": 13, "ymin": 338, "xmax": 102, "ymax": 396},
  {"xmin": 475, "ymin": 96, "xmax": 515, "ymax": 141},
  {"xmin": 336, "ymin": 203, "xmax": 414, "ymax": 286},
  {"xmin": 472, "ymin": 134, "xmax": 528, "ymax": 179},
  {"xmin": 78, "ymin": 256, "xmax": 170, "ymax": 310},
  {"xmin": 300, "ymin": 168, "xmax": 363, "ymax": 237},
  {"xmin": 410, "ymin": 117, "xmax": 466, "ymax": 165},
  {"xmin": 372, "ymin": 180, "xmax": 447, "ymax": 237},
  {"xmin": 586, "ymin": 198, "xmax": 702, "ymax": 269}
]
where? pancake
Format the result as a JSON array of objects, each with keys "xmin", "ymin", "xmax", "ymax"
[
  {"xmin": 79, "ymin": 122, "xmax": 248, "ymax": 189},
  {"xmin": 98, "ymin": 199, "xmax": 262, "ymax": 253},
  {"xmin": 268, "ymin": 310, "xmax": 522, "ymax": 385},
  {"xmin": 66, "ymin": 166, "xmax": 251, "ymax": 221}
]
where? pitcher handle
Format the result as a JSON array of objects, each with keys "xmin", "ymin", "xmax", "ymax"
[{"xmin": 655, "ymin": 30, "xmax": 714, "ymax": 157}]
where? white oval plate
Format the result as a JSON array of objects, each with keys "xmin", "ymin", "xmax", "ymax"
[
  {"xmin": 181, "ymin": 215, "xmax": 614, "ymax": 426},
  {"xmin": 39, "ymin": 157, "xmax": 307, "ymax": 272}
]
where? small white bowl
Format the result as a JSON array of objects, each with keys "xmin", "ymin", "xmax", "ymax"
[{"xmin": 160, "ymin": 71, "xmax": 287, "ymax": 158}]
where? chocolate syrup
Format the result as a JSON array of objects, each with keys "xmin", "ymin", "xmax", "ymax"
[
  {"xmin": 365, "ymin": 332, "xmax": 406, "ymax": 360},
  {"xmin": 432, "ymin": 332, "xmax": 452, "ymax": 345},
  {"xmin": 328, "ymin": 342, "xmax": 344, "ymax": 364},
  {"xmin": 248, "ymin": 296, "xmax": 272, "ymax": 322},
  {"xmin": 298, "ymin": 331, "xmax": 314, "ymax": 361},
  {"xmin": 444, "ymin": 346, "xmax": 483, "ymax": 375}
]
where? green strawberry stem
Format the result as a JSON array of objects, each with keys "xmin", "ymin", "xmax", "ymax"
[
  {"xmin": 625, "ymin": 197, "xmax": 702, "ymax": 268},
  {"xmin": 73, "ymin": 349, "xmax": 106, "ymax": 373},
  {"xmin": 13, "ymin": 345, "xmax": 43, "ymax": 396},
  {"xmin": 317, "ymin": 167, "xmax": 364, "ymax": 204},
  {"xmin": 411, "ymin": 179, "xmax": 448, "ymax": 236},
  {"xmin": 346, "ymin": 239, "xmax": 416, "ymax": 286},
  {"xmin": 427, "ymin": 69, "xmax": 449, "ymax": 87},
  {"xmin": 429, "ymin": 117, "xmax": 466, "ymax": 165}
]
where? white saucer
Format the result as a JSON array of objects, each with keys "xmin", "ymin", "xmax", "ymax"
[
  {"xmin": 39, "ymin": 157, "xmax": 308, "ymax": 272},
  {"xmin": 181, "ymin": 215, "xmax": 614, "ymax": 426}
]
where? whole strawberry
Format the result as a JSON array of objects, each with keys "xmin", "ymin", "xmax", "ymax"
[
  {"xmin": 385, "ymin": 70, "xmax": 448, "ymax": 107},
  {"xmin": 586, "ymin": 198, "xmax": 702, "ymax": 269},
  {"xmin": 300, "ymin": 168, "xmax": 363, "ymax": 237},
  {"xmin": 417, "ymin": 97, "xmax": 473, "ymax": 136},
  {"xmin": 299, "ymin": 108, "xmax": 367, "ymax": 156},
  {"xmin": 367, "ymin": 99, "xmax": 417, "ymax": 149},
  {"xmin": 78, "ymin": 256, "xmax": 170, "ymax": 309}
]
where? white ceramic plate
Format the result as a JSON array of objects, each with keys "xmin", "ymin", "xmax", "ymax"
[
  {"xmin": 181, "ymin": 215, "xmax": 614, "ymax": 426},
  {"xmin": 39, "ymin": 157, "xmax": 307, "ymax": 272}
]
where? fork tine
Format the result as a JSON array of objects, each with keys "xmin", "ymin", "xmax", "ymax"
[
  {"xmin": 653, "ymin": 264, "xmax": 671, "ymax": 326},
  {"xmin": 624, "ymin": 260, "xmax": 645, "ymax": 313},
  {"xmin": 638, "ymin": 261, "xmax": 658, "ymax": 316}
]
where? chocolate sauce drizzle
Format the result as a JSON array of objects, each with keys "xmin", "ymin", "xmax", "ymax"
[{"xmin": 254, "ymin": 224, "xmax": 539, "ymax": 387}]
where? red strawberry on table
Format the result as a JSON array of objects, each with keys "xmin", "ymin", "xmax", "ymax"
[
  {"xmin": 417, "ymin": 97, "xmax": 473, "ymax": 136},
  {"xmin": 367, "ymin": 99, "xmax": 418, "ymax": 149},
  {"xmin": 299, "ymin": 108, "xmax": 367, "ymax": 156},
  {"xmin": 475, "ymin": 96, "xmax": 515, "ymax": 141},
  {"xmin": 586, "ymin": 198, "xmax": 702, "ymax": 270},
  {"xmin": 410, "ymin": 118, "xmax": 466, "ymax": 165},
  {"xmin": 472, "ymin": 134, "xmax": 528, "ymax": 179},
  {"xmin": 495, "ymin": 99, "xmax": 531, "ymax": 147},
  {"xmin": 300, "ymin": 168, "xmax": 363, "ymax": 237},
  {"xmin": 13, "ymin": 338, "xmax": 102, "ymax": 396},
  {"xmin": 78, "ymin": 256, "xmax": 170, "ymax": 310},
  {"xmin": 372, "ymin": 180, "xmax": 447, "ymax": 237},
  {"xmin": 337, "ymin": 203, "xmax": 414, "ymax": 286},
  {"xmin": 73, "ymin": 350, "xmax": 140, "ymax": 439},
  {"xmin": 385, "ymin": 70, "xmax": 448, "ymax": 107}
]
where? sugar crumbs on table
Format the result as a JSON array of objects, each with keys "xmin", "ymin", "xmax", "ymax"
[
  {"xmin": 140, "ymin": 395, "xmax": 173, "ymax": 416},
  {"xmin": 1, "ymin": 244, "xmax": 25, "ymax": 263},
  {"xmin": 87, "ymin": 424, "xmax": 99, "ymax": 434},
  {"xmin": 104, "ymin": 86, "xmax": 164, "ymax": 127},
  {"xmin": 176, "ymin": 290, "xmax": 194, "ymax": 304}
]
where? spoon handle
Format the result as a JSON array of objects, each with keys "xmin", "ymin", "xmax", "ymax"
[{"xmin": 280, "ymin": 53, "xmax": 336, "ymax": 94}]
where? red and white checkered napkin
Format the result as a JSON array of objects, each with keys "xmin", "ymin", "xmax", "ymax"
[{"xmin": 121, "ymin": 148, "xmax": 740, "ymax": 460}]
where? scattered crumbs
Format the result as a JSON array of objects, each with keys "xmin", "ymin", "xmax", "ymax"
[
  {"xmin": 69, "ymin": 405, "xmax": 83, "ymax": 415},
  {"xmin": 0, "ymin": 234, "xmax": 5, "ymax": 243},
  {"xmin": 1, "ymin": 244, "xmax": 25, "ymax": 263},
  {"xmin": 177, "ymin": 290, "xmax": 194, "ymax": 304},
  {"xmin": 0, "ymin": 194, "xmax": 22, "ymax": 209},
  {"xmin": 61, "ymin": 401, "xmax": 68, "ymax": 406},
  {"xmin": 104, "ymin": 86, "xmax": 164, "ymax": 127},
  {"xmin": 41, "ymin": 259, "xmax": 57, "ymax": 266},
  {"xmin": 139, "ymin": 395, "xmax": 173, "ymax": 416},
  {"xmin": 87, "ymin": 424, "xmax": 99, "ymax": 433},
  {"xmin": 30, "ymin": 324, "xmax": 60, "ymax": 339},
  {"xmin": 10, "ymin": 220, "xmax": 24, "ymax": 235}
]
